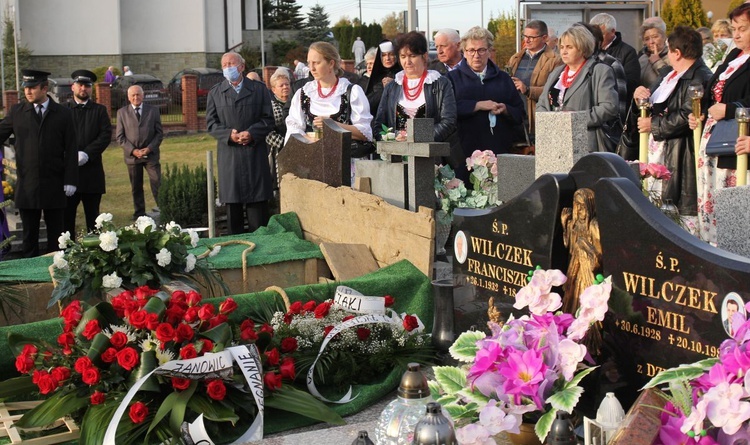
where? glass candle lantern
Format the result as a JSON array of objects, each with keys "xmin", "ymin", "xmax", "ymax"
[{"xmin": 373, "ymin": 363, "xmax": 434, "ymax": 445}]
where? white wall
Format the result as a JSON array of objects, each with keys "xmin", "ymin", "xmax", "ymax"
[
  {"xmin": 120, "ymin": 0, "xmax": 207, "ymax": 53},
  {"xmin": 19, "ymin": 0, "xmax": 121, "ymax": 55}
]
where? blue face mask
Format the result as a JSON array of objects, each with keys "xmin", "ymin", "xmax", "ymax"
[{"xmin": 223, "ymin": 66, "xmax": 241, "ymax": 82}]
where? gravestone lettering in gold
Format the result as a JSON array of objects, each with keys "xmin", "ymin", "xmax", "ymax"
[{"xmin": 469, "ymin": 236, "xmax": 533, "ymax": 267}]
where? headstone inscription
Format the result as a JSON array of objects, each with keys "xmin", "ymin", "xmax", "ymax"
[
  {"xmin": 278, "ymin": 118, "xmax": 351, "ymax": 187},
  {"xmin": 452, "ymin": 153, "xmax": 640, "ymax": 327},
  {"xmin": 595, "ymin": 176, "xmax": 750, "ymax": 392}
]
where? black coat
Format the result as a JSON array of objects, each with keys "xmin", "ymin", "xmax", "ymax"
[
  {"xmin": 703, "ymin": 48, "xmax": 750, "ymax": 169},
  {"xmin": 0, "ymin": 98, "xmax": 78, "ymax": 209},
  {"xmin": 648, "ymin": 60, "xmax": 713, "ymax": 216},
  {"xmin": 372, "ymin": 73, "xmax": 457, "ymax": 142},
  {"xmin": 65, "ymin": 100, "xmax": 112, "ymax": 194},
  {"xmin": 604, "ymin": 32, "xmax": 640, "ymax": 104},
  {"xmin": 206, "ymin": 79, "xmax": 275, "ymax": 204}
]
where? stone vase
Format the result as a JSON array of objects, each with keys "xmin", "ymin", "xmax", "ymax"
[{"xmin": 435, "ymin": 217, "xmax": 452, "ymax": 256}]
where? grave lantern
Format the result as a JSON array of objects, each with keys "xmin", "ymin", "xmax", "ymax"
[{"xmin": 584, "ymin": 392, "xmax": 625, "ymax": 445}]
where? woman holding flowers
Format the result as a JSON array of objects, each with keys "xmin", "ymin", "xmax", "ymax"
[
  {"xmin": 629, "ymin": 26, "xmax": 712, "ymax": 230},
  {"xmin": 372, "ymin": 31, "xmax": 456, "ymax": 145}
]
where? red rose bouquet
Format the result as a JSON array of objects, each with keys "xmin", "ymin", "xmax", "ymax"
[
  {"xmin": 0, "ymin": 287, "xmax": 341, "ymax": 444},
  {"xmin": 247, "ymin": 287, "xmax": 432, "ymax": 398}
]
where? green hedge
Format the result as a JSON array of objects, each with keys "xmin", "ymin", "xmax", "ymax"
[{"xmin": 159, "ymin": 163, "xmax": 214, "ymax": 228}]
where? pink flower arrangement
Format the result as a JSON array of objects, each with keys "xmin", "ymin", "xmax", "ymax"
[
  {"xmin": 639, "ymin": 162, "xmax": 672, "ymax": 181},
  {"xmin": 432, "ymin": 269, "xmax": 611, "ymax": 444},
  {"xmin": 646, "ymin": 302, "xmax": 750, "ymax": 445}
]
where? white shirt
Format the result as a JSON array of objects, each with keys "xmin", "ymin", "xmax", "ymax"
[
  {"xmin": 284, "ymin": 77, "xmax": 373, "ymax": 145},
  {"xmin": 394, "ymin": 70, "xmax": 442, "ymax": 112}
]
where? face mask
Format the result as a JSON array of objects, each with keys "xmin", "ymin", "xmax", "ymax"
[{"xmin": 223, "ymin": 66, "xmax": 241, "ymax": 82}]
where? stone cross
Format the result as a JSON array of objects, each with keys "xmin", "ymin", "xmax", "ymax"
[
  {"xmin": 369, "ymin": 118, "xmax": 450, "ymax": 211},
  {"xmin": 278, "ymin": 118, "xmax": 351, "ymax": 187}
]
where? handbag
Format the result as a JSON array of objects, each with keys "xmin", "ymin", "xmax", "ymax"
[
  {"xmin": 705, "ymin": 119, "xmax": 739, "ymax": 156},
  {"xmin": 616, "ymin": 103, "xmax": 639, "ymax": 161},
  {"xmin": 345, "ymin": 83, "xmax": 376, "ymax": 159}
]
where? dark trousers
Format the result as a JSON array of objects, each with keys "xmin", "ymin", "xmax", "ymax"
[
  {"xmin": 226, "ymin": 202, "xmax": 269, "ymax": 235},
  {"xmin": 64, "ymin": 192, "xmax": 102, "ymax": 235},
  {"xmin": 127, "ymin": 160, "xmax": 161, "ymax": 218},
  {"xmin": 19, "ymin": 208, "xmax": 64, "ymax": 258}
]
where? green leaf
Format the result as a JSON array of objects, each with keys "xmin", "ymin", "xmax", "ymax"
[
  {"xmin": 187, "ymin": 393, "xmax": 240, "ymax": 423},
  {"xmin": 448, "ymin": 331, "xmax": 486, "ymax": 362},
  {"xmin": 547, "ymin": 385, "xmax": 584, "ymax": 413},
  {"xmin": 435, "ymin": 394, "xmax": 459, "ymax": 406},
  {"xmin": 142, "ymin": 297, "xmax": 166, "ymax": 316},
  {"xmin": 433, "ymin": 366, "xmax": 466, "ymax": 395},
  {"xmin": 80, "ymin": 400, "xmax": 120, "ymax": 445},
  {"xmin": 428, "ymin": 380, "xmax": 442, "ymax": 399},
  {"xmin": 168, "ymin": 382, "xmax": 197, "ymax": 435},
  {"xmin": 201, "ymin": 323, "xmax": 232, "ymax": 346},
  {"xmin": 568, "ymin": 366, "xmax": 598, "ymax": 387},
  {"xmin": 457, "ymin": 388, "xmax": 490, "ymax": 406},
  {"xmin": 443, "ymin": 403, "xmax": 472, "ymax": 419},
  {"xmin": 6, "ymin": 333, "xmax": 39, "ymax": 356},
  {"xmin": 642, "ymin": 358, "xmax": 718, "ymax": 389},
  {"xmin": 75, "ymin": 302, "xmax": 120, "ymax": 339},
  {"xmin": 265, "ymin": 385, "xmax": 344, "ymax": 425},
  {"xmin": 87, "ymin": 333, "xmax": 112, "ymax": 366},
  {"xmin": 128, "ymin": 350, "xmax": 160, "ymax": 393},
  {"xmin": 0, "ymin": 376, "xmax": 36, "ymax": 399},
  {"xmin": 535, "ymin": 409, "xmax": 556, "ymax": 442},
  {"xmin": 15, "ymin": 389, "xmax": 89, "ymax": 428}
]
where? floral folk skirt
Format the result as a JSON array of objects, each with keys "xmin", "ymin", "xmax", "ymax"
[{"xmin": 696, "ymin": 118, "xmax": 736, "ymax": 246}]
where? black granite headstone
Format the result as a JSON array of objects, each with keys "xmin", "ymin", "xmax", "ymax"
[
  {"xmin": 596, "ymin": 177, "xmax": 750, "ymax": 389},
  {"xmin": 278, "ymin": 118, "xmax": 351, "ymax": 187}
]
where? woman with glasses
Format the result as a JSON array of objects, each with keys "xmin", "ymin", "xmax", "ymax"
[
  {"xmin": 536, "ymin": 25, "xmax": 619, "ymax": 152},
  {"xmin": 447, "ymin": 26, "xmax": 525, "ymax": 181},
  {"xmin": 372, "ymin": 31, "xmax": 456, "ymax": 145}
]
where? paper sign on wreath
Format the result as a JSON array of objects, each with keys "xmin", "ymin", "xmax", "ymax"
[
  {"xmin": 306, "ymin": 286, "xmax": 425, "ymax": 403},
  {"xmin": 104, "ymin": 344, "xmax": 264, "ymax": 445}
]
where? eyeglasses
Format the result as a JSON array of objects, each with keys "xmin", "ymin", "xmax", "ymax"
[
  {"xmin": 465, "ymin": 48, "xmax": 489, "ymax": 56},
  {"xmin": 523, "ymin": 34, "xmax": 545, "ymax": 40}
]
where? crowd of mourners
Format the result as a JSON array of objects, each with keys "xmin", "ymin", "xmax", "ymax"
[{"xmin": 240, "ymin": 4, "xmax": 749, "ymax": 247}]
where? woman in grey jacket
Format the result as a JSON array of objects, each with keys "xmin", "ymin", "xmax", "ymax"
[
  {"xmin": 537, "ymin": 25, "xmax": 619, "ymax": 152},
  {"xmin": 372, "ymin": 31, "xmax": 457, "ymax": 145}
]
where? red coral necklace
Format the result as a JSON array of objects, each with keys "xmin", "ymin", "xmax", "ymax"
[
  {"xmin": 317, "ymin": 78, "xmax": 339, "ymax": 99},
  {"xmin": 403, "ymin": 71, "xmax": 428, "ymax": 101},
  {"xmin": 560, "ymin": 65, "xmax": 581, "ymax": 89}
]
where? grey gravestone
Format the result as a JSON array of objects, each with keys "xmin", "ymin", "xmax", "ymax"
[
  {"xmin": 278, "ymin": 118, "xmax": 351, "ymax": 187},
  {"xmin": 355, "ymin": 160, "xmax": 407, "ymax": 208},
  {"xmin": 497, "ymin": 154, "xmax": 535, "ymax": 203},
  {"xmin": 535, "ymin": 110, "xmax": 589, "ymax": 178},
  {"xmin": 715, "ymin": 186, "xmax": 750, "ymax": 259}
]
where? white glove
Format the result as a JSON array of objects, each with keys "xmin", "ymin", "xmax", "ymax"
[
  {"xmin": 64, "ymin": 185, "xmax": 76, "ymax": 197},
  {"xmin": 78, "ymin": 151, "xmax": 89, "ymax": 166}
]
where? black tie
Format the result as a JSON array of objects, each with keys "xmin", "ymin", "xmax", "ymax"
[
  {"xmin": 135, "ymin": 107, "xmax": 141, "ymax": 121},
  {"xmin": 36, "ymin": 104, "xmax": 43, "ymax": 119}
]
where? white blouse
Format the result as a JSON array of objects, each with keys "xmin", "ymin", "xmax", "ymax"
[
  {"xmin": 394, "ymin": 70, "xmax": 442, "ymax": 113},
  {"xmin": 284, "ymin": 77, "xmax": 373, "ymax": 144}
]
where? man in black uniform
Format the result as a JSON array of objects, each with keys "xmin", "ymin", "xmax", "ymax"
[
  {"xmin": 0, "ymin": 69, "xmax": 78, "ymax": 257},
  {"xmin": 64, "ymin": 69, "xmax": 112, "ymax": 235}
]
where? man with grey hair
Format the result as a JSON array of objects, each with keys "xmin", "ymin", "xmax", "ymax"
[
  {"xmin": 429, "ymin": 28, "xmax": 462, "ymax": 74},
  {"xmin": 590, "ymin": 12, "xmax": 640, "ymax": 105},
  {"xmin": 207, "ymin": 52, "xmax": 274, "ymax": 234}
]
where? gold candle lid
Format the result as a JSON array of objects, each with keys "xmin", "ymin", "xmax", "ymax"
[{"xmin": 397, "ymin": 363, "xmax": 430, "ymax": 399}]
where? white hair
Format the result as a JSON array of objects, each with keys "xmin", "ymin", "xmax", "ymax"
[
  {"xmin": 434, "ymin": 28, "xmax": 460, "ymax": 43},
  {"xmin": 590, "ymin": 13, "xmax": 617, "ymax": 32}
]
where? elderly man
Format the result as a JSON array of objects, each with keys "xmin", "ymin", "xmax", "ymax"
[
  {"xmin": 0, "ymin": 69, "xmax": 77, "ymax": 257},
  {"xmin": 64, "ymin": 69, "xmax": 112, "ymax": 235},
  {"xmin": 429, "ymin": 28, "xmax": 463, "ymax": 74},
  {"xmin": 207, "ymin": 52, "xmax": 275, "ymax": 234},
  {"xmin": 507, "ymin": 19, "xmax": 562, "ymax": 141},
  {"xmin": 590, "ymin": 13, "xmax": 640, "ymax": 105},
  {"xmin": 116, "ymin": 85, "xmax": 163, "ymax": 220}
]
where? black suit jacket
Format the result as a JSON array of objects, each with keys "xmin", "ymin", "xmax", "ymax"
[
  {"xmin": 65, "ymin": 101, "xmax": 112, "ymax": 193},
  {"xmin": 0, "ymin": 97, "xmax": 78, "ymax": 209},
  {"xmin": 115, "ymin": 103, "xmax": 163, "ymax": 164}
]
